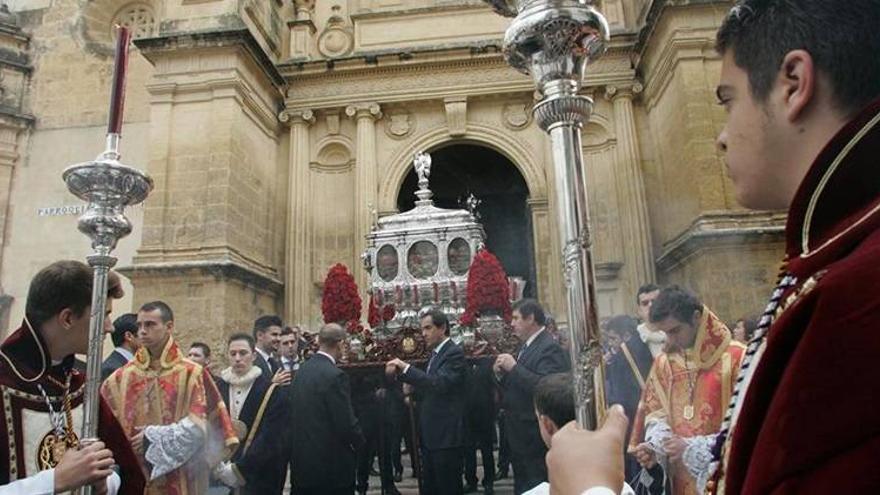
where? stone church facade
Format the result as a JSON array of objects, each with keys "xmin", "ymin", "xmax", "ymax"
[{"xmin": 0, "ymin": 0, "xmax": 784, "ymax": 351}]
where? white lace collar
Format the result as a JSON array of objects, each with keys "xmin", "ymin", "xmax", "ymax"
[{"xmin": 220, "ymin": 366, "xmax": 262, "ymax": 386}]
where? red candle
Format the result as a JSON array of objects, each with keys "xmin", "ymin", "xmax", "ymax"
[
  {"xmin": 451, "ymin": 281, "xmax": 457, "ymax": 302},
  {"xmin": 396, "ymin": 285, "xmax": 403, "ymax": 304},
  {"xmin": 433, "ymin": 282, "xmax": 439, "ymax": 303},
  {"xmin": 412, "ymin": 284, "xmax": 419, "ymax": 305},
  {"xmin": 107, "ymin": 26, "xmax": 132, "ymax": 135}
]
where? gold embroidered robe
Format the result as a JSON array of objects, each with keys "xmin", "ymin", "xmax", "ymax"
[
  {"xmin": 628, "ymin": 308, "xmax": 745, "ymax": 495},
  {"xmin": 102, "ymin": 335, "xmax": 237, "ymax": 495}
]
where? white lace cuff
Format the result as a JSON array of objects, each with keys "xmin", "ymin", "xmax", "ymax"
[
  {"xmin": 143, "ymin": 417, "xmax": 205, "ymax": 480},
  {"xmin": 683, "ymin": 434, "xmax": 717, "ymax": 494}
]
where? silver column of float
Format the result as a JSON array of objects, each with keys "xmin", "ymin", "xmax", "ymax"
[
  {"xmin": 63, "ymin": 133, "xmax": 153, "ymax": 495},
  {"xmin": 484, "ymin": 0, "xmax": 609, "ymax": 429}
]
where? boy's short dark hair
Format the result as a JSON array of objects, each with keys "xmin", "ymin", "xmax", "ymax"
[
  {"xmin": 649, "ymin": 286, "xmax": 703, "ymax": 325},
  {"xmin": 253, "ymin": 315, "xmax": 283, "ymax": 338},
  {"xmin": 716, "ymin": 0, "xmax": 880, "ymax": 116},
  {"xmin": 534, "ymin": 373, "xmax": 576, "ymax": 428},
  {"xmin": 636, "ymin": 283, "xmax": 660, "ymax": 303},
  {"xmin": 139, "ymin": 301, "xmax": 174, "ymax": 323},
  {"xmin": 227, "ymin": 333, "xmax": 255, "ymax": 350},
  {"xmin": 25, "ymin": 260, "xmax": 124, "ymax": 326},
  {"xmin": 189, "ymin": 341, "xmax": 211, "ymax": 358}
]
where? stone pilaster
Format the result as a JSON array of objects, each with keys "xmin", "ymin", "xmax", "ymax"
[
  {"xmin": 281, "ymin": 109, "xmax": 315, "ymax": 325},
  {"xmin": 345, "ymin": 102, "xmax": 382, "ymax": 296},
  {"xmin": 605, "ymin": 82, "xmax": 655, "ymax": 293}
]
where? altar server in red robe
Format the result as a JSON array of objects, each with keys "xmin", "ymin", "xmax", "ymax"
[{"xmin": 0, "ymin": 260, "xmax": 145, "ymax": 494}]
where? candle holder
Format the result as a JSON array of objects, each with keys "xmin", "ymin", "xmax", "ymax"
[
  {"xmin": 483, "ymin": 0, "xmax": 609, "ymax": 429},
  {"xmin": 63, "ymin": 134, "xmax": 153, "ymax": 452},
  {"xmin": 63, "ymin": 30, "xmax": 154, "ymax": 484}
]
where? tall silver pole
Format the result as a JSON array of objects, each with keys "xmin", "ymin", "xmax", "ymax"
[
  {"xmin": 63, "ymin": 133, "xmax": 153, "ymax": 494},
  {"xmin": 484, "ymin": 0, "xmax": 609, "ymax": 429}
]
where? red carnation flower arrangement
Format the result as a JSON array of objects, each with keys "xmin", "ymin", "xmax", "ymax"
[
  {"xmin": 321, "ymin": 263, "xmax": 363, "ymax": 333},
  {"xmin": 461, "ymin": 248, "xmax": 512, "ymax": 326},
  {"xmin": 368, "ymin": 291, "xmax": 397, "ymax": 329}
]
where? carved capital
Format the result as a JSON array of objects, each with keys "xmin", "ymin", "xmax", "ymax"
[
  {"xmin": 604, "ymin": 80, "xmax": 644, "ymax": 101},
  {"xmin": 345, "ymin": 103, "xmax": 382, "ymax": 121},
  {"xmin": 279, "ymin": 109, "xmax": 315, "ymax": 126}
]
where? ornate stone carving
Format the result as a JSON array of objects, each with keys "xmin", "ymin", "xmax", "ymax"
[
  {"xmin": 279, "ymin": 108, "xmax": 316, "ymax": 126},
  {"xmin": 443, "ymin": 96, "xmax": 467, "ymax": 137},
  {"xmin": 317, "ymin": 6, "xmax": 354, "ymax": 58},
  {"xmin": 110, "ymin": 3, "xmax": 156, "ymax": 40},
  {"xmin": 384, "ymin": 109, "xmax": 414, "ymax": 139},
  {"xmin": 502, "ymin": 101, "xmax": 531, "ymax": 130},
  {"xmin": 345, "ymin": 102, "xmax": 382, "ymax": 121}
]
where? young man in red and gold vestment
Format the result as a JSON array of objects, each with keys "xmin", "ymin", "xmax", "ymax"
[
  {"xmin": 628, "ymin": 287, "xmax": 744, "ymax": 495},
  {"xmin": 0, "ymin": 260, "xmax": 145, "ymax": 494},
  {"xmin": 102, "ymin": 300, "xmax": 238, "ymax": 495},
  {"xmin": 542, "ymin": 1, "xmax": 880, "ymax": 494}
]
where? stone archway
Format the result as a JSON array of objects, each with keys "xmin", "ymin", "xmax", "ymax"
[{"xmin": 397, "ymin": 143, "xmax": 539, "ymax": 299}]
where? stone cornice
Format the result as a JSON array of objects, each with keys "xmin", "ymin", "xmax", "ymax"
[
  {"xmin": 281, "ymin": 48, "xmax": 636, "ymax": 110},
  {"xmin": 146, "ymin": 76, "xmax": 281, "ymax": 138},
  {"xmin": 119, "ymin": 258, "xmax": 284, "ymax": 295},
  {"xmin": 656, "ymin": 210, "xmax": 786, "ymax": 272},
  {"xmin": 634, "ymin": 0, "xmax": 728, "ymax": 61},
  {"xmin": 351, "ymin": 1, "xmax": 489, "ymax": 20},
  {"xmin": 134, "ymin": 28, "xmax": 286, "ymax": 89}
]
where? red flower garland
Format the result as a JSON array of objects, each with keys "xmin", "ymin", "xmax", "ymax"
[
  {"xmin": 368, "ymin": 291, "xmax": 397, "ymax": 329},
  {"xmin": 321, "ymin": 263, "xmax": 362, "ymax": 331},
  {"xmin": 461, "ymin": 248, "xmax": 512, "ymax": 326}
]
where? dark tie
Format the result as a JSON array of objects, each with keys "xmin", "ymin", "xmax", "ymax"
[
  {"xmin": 427, "ymin": 350, "xmax": 439, "ymax": 375},
  {"xmin": 517, "ymin": 344, "xmax": 527, "ymax": 361}
]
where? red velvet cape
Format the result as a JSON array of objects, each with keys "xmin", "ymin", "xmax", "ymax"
[
  {"xmin": 725, "ymin": 99, "xmax": 880, "ymax": 493},
  {"xmin": 0, "ymin": 322, "xmax": 146, "ymax": 494}
]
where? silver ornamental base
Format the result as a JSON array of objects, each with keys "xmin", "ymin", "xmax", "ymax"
[
  {"xmin": 63, "ymin": 134, "xmax": 153, "ymax": 495},
  {"xmin": 484, "ymin": 0, "xmax": 610, "ymax": 429}
]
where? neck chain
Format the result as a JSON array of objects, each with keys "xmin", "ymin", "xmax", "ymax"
[
  {"xmin": 683, "ymin": 352, "xmax": 697, "ymax": 420},
  {"xmin": 36, "ymin": 373, "xmax": 78, "ymax": 448}
]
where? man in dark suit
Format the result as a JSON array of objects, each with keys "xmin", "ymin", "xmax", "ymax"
[
  {"xmin": 253, "ymin": 315, "xmax": 290, "ymax": 385},
  {"xmin": 100, "ymin": 313, "xmax": 139, "ymax": 381},
  {"xmin": 213, "ymin": 333, "xmax": 289, "ymax": 494},
  {"xmin": 464, "ymin": 358, "xmax": 496, "ymax": 494},
  {"xmin": 602, "ymin": 314, "xmax": 663, "ymax": 493},
  {"xmin": 289, "ymin": 323, "xmax": 364, "ymax": 495},
  {"xmin": 386, "ymin": 308, "xmax": 466, "ymax": 495},
  {"xmin": 493, "ymin": 299, "xmax": 570, "ymax": 494}
]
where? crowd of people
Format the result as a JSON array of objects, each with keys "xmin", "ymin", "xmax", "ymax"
[
  {"xmin": 0, "ymin": 257, "xmax": 760, "ymax": 495},
  {"xmin": 2, "ymin": 0, "xmax": 880, "ymax": 493}
]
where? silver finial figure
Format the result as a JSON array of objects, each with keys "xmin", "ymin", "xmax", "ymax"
[
  {"xmin": 413, "ymin": 152, "xmax": 434, "ymax": 205},
  {"xmin": 482, "ymin": 0, "xmax": 610, "ymax": 429}
]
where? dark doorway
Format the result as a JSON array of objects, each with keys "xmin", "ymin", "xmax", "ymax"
[{"xmin": 397, "ymin": 143, "xmax": 538, "ymax": 299}]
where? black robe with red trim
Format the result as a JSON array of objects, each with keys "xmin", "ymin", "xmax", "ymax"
[
  {"xmin": 724, "ymin": 99, "xmax": 880, "ymax": 493},
  {"xmin": 0, "ymin": 321, "xmax": 146, "ymax": 494}
]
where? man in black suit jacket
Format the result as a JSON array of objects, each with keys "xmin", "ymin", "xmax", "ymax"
[
  {"xmin": 213, "ymin": 333, "xmax": 290, "ymax": 494},
  {"xmin": 386, "ymin": 308, "xmax": 466, "ymax": 495},
  {"xmin": 602, "ymin": 314, "xmax": 660, "ymax": 491},
  {"xmin": 494, "ymin": 299, "xmax": 570, "ymax": 494},
  {"xmin": 290, "ymin": 323, "xmax": 364, "ymax": 495},
  {"xmin": 253, "ymin": 315, "xmax": 288, "ymax": 384},
  {"xmin": 100, "ymin": 313, "xmax": 138, "ymax": 381}
]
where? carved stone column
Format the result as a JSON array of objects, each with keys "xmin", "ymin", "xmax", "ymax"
[
  {"xmin": 281, "ymin": 109, "xmax": 315, "ymax": 324},
  {"xmin": 606, "ymin": 83, "xmax": 655, "ymax": 290},
  {"xmin": 345, "ymin": 102, "xmax": 382, "ymax": 295}
]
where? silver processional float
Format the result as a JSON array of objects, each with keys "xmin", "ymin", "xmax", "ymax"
[
  {"xmin": 483, "ymin": 0, "xmax": 611, "ymax": 429},
  {"xmin": 62, "ymin": 26, "xmax": 153, "ymax": 495}
]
